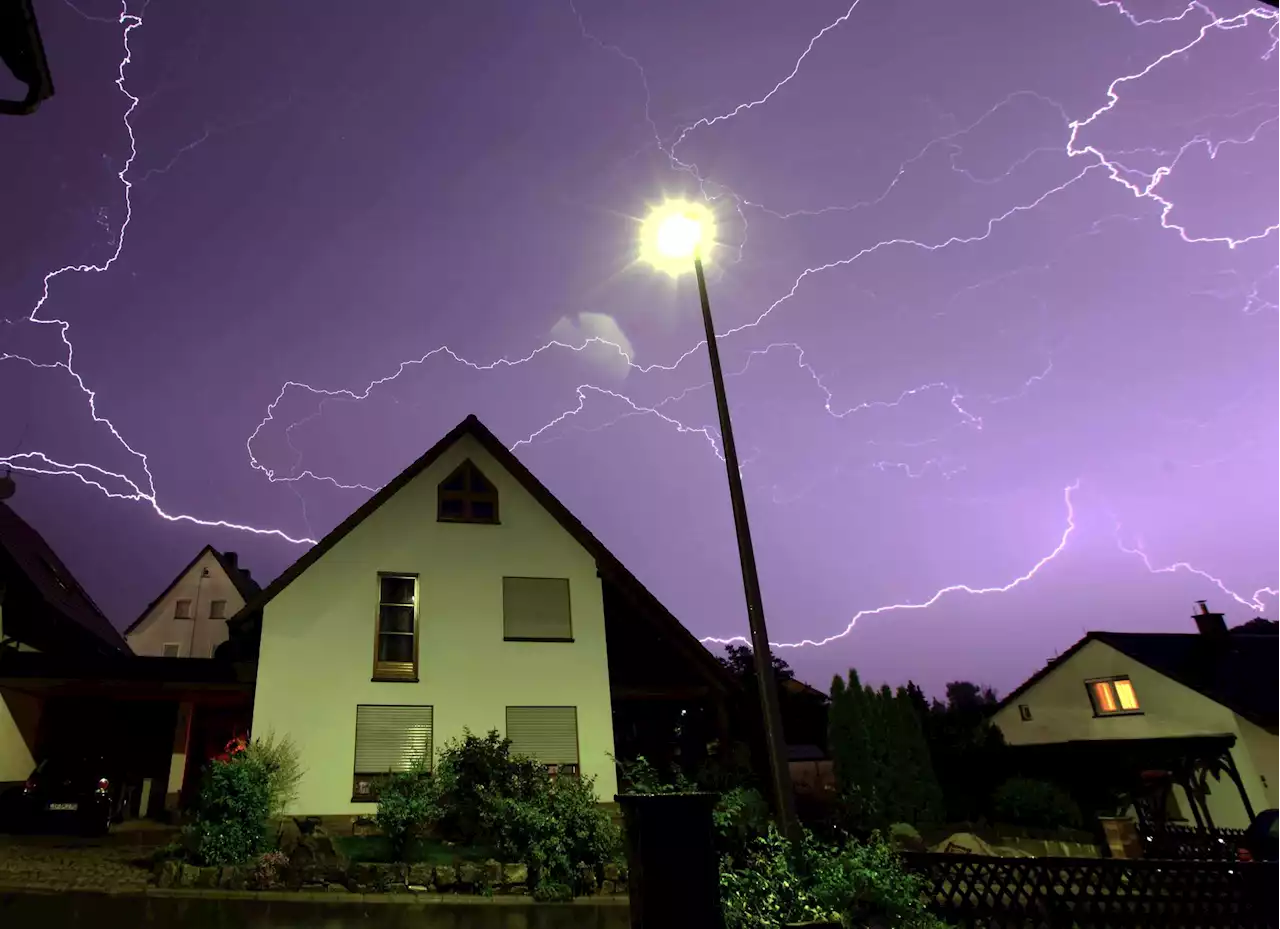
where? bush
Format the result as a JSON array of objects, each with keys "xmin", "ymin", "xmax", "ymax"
[
  {"xmin": 615, "ymin": 753, "xmax": 697, "ymax": 794},
  {"xmin": 425, "ymin": 729, "xmax": 620, "ymax": 899},
  {"xmin": 720, "ymin": 826, "xmax": 947, "ymax": 929},
  {"xmin": 375, "ymin": 755, "xmax": 434, "ymax": 861},
  {"xmin": 991, "ymin": 778, "xmax": 1082, "ymax": 830},
  {"xmin": 241, "ymin": 732, "xmax": 303, "ymax": 821},
  {"xmin": 249, "ymin": 850, "xmax": 290, "ymax": 889},
  {"xmin": 713, "ymin": 785, "xmax": 770, "ymax": 862},
  {"xmin": 187, "ymin": 752, "xmax": 271, "ymax": 866}
]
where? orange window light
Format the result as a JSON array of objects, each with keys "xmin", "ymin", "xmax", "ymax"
[
  {"xmin": 1094, "ymin": 681, "xmax": 1118, "ymax": 713},
  {"xmin": 1114, "ymin": 679, "xmax": 1139, "ymax": 711}
]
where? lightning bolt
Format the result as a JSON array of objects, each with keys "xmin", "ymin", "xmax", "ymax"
[
  {"xmin": 5, "ymin": 1, "xmax": 1275, "ymax": 649},
  {"xmin": 1113, "ymin": 522, "xmax": 1277, "ymax": 614}
]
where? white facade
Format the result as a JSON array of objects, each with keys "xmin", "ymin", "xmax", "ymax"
[
  {"xmin": 992, "ymin": 637, "xmax": 1274, "ymax": 829},
  {"xmin": 251, "ymin": 432, "xmax": 618, "ymax": 816},
  {"xmin": 126, "ymin": 548, "xmax": 249, "ymax": 659}
]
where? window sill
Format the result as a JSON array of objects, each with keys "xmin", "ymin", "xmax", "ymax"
[
  {"xmin": 371, "ymin": 676, "xmax": 420, "ymax": 684},
  {"xmin": 504, "ymin": 636, "xmax": 574, "ymax": 643},
  {"xmin": 436, "ymin": 517, "xmax": 501, "ymax": 525},
  {"xmin": 1094, "ymin": 709, "xmax": 1144, "ymax": 718},
  {"xmin": 350, "ymin": 795, "xmax": 377, "ymax": 804}
]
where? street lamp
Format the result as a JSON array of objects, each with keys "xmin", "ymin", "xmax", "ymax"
[{"xmin": 639, "ymin": 199, "xmax": 800, "ymax": 844}]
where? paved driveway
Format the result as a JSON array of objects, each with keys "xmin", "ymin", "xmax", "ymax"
[{"xmin": 0, "ymin": 825, "xmax": 174, "ymax": 892}]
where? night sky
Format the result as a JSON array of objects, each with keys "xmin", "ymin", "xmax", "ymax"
[{"xmin": 2, "ymin": 0, "xmax": 1277, "ymax": 698}]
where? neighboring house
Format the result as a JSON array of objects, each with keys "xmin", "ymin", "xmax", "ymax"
[
  {"xmin": 991, "ymin": 603, "xmax": 1278, "ymax": 831},
  {"xmin": 0, "ymin": 495, "xmax": 128, "ymax": 789},
  {"xmin": 124, "ymin": 546, "xmax": 259, "ymax": 658},
  {"xmin": 240, "ymin": 414, "xmax": 735, "ymax": 818}
]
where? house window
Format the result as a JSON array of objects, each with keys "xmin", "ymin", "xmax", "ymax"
[
  {"xmin": 1087, "ymin": 676, "xmax": 1141, "ymax": 716},
  {"xmin": 352, "ymin": 705, "xmax": 433, "ymax": 801},
  {"xmin": 503, "ymin": 577, "xmax": 572, "ymax": 641},
  {"xmin": 1018, "ymin": 704, "xmax": 1032, "ymax": 721},
  {"xmin": 437, "ymin": 459, "xmax": 499, "ymax": 524},
  {"xmin": 506, "ymin": 706, "xmax": 579, "ymax": 775},
  {"xmin": 162, "ymin": 643, "xmax": 181, "ymax": 658},
  {"xmin": 373, "ymin": 574, "xmax": 418, "ymax": 681},
  {"xmin": 174, "ymin": 599, "xmax": 192, "ymax": 619},
  {"xmin": 209, "ymin": 600, "xmax": 227, "ymax": 620}
]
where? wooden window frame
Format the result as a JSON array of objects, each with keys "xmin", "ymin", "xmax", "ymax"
[
  {"xmin": 174, "ymin": 599, "xmax": 192, "ymax": 620},
  {"xmin": 1018, "ymin": 704, "xmax": 1032, "ymax": 722},
  {"xmin": 502, "ymin": 576, "xmax": 574, "ymax": 642},
  {"xmin": 372, "ymin": 573, "xmax": 419, "ymax": 683},
  {"xmin": 209, "ymin": 599, "xmax": 227, "ymax": 620},
  {"xmin": 1086, "ymin": 676, "xmax": 1143, "ymax": 717},
  {"xmin": 437, "ymin": 459, "xmax": 500, "ymax": 525},
  {"xmin": 351, "ymin": 704, "xmax": 434, "ymax": 802}
]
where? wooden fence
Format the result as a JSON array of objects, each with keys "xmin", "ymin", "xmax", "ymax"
[{"xmin": 900, "ymin": 853, "xmax": 1277, "ymax": 929}]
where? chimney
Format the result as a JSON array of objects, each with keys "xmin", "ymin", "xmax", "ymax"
[
  {"xmin": 223, "ymin": 551, "xmax": 239, "ymax": 570},
  {"xmin": 1193, "ymin": 600, "xmax": 1228, "ymax": 639}
]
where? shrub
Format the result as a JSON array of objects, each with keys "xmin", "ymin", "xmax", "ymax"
[
  {"xmin": 425, "ymin": 730, "xmax": 620, "ymax": 899},
  {"xmin": 614, "ymin": 753, "xmax": 697, "ymax": 794},
  {"xmin": 241, "ymin": 732, "xmax": 303, "ymax": 821},
  {"xmin": 426, "ymin": 730, "xmax": 545, "ymax": 846},
  {"xmin": 720, "ymin": 826, "xmax": 947, "ymax": 929},
  {"xmin": 187, "ymin": 752, "xmax": 271, "ymax": 866},
  {"xmin": 375, "ymin": 755, "xmax": 434, "ymax": 861},
  {"xmin": 249, "ymin": 849, "xmax": 290, "ymax": 889},
  {"xmin": 991, "ymin": 778, "xmax": 1082, "ymax": 830},
  {"xmin": 713, "ymin": 785, "xmax": 770, "ymax": 862}
]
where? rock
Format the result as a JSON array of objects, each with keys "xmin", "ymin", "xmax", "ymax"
[
  {"xmin": 483, "ymin": 859, "xmax": 503, "ymax": 885},
  {"xmin": 155, "ymin": 860, "xmax": 181, "ymax": 888},
  {"xmin": 602, "ymin": 862, "xmax": 620, "ymax": 882},
  {"xmin": 407, "ymin": 863, "xmax": 434, "ymax": 887},
  {"xmin": 302, "ymin": 882, "xmax": 325, "ymax": 892},
  {"xmin": 178, "ymin": 863, "xmax": 200, "ymax": 888},
  {"xmin": 226, "ymin": 868, "xmax": 248, "ymax": 891},
  {"xmin": 457, "ymin": 861, "xmax": 480, "ymax": 887},
  {"xmin": 601, "ymin": 880, "xmax": 616, "ymax": 894},
  {"xmin": 288, "ymin": 832, "xmax": 349, "ymax": 885},
  {"xmin": 502, "ymin": 862, "xmax": 528, "ymax": 888},
  {"xmin": 434, "ymin": 864, "xmax": 457, "ymax": 890},
  {"xmin": 196, "ymin": 866, "xmax": 221, "ymax": 888},
  {"xmin": 888, "ymin": 822, "xmax": 927, "ymax": 853},
  {"xmin": 326, "ymin": 883, "xmax": 349, "ymax": 892}
]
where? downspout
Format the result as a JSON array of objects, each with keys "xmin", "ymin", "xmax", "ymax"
[
  {"xmin": 187, "ymin": 568, "xmax": 208, "ymax": 658},
  {"xmin": 1221, "ymin": 749, "xmax": 1257, "ymax": 823}
]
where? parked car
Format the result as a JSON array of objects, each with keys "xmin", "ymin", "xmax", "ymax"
[
  {"xmin": 2, "ymin": 754, "xmax": 126, "ymax": 836},
  {"xmin": 1237, "ymin": 809, "xmax": 1278, "ymax": 863}
]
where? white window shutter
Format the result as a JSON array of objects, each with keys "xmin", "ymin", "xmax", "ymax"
[
  {"xmin": 354, "ymin": 705, "xmax": 433, "ymax": 773},
  {"xmin": 505, "ymin": 706, "xmax": 578, "ymax": 765}
]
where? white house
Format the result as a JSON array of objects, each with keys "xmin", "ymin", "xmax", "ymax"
[
  {"xmin": 991, "ymin": 605, "xmax": 1277, "ymax": 832},
  {"xmin": 124, "ymin": 546, "xmax": 259, "ymax": 658},
  {"xmin": 243, "ymin": 414, "xmax": 734, "ymax": 818}
]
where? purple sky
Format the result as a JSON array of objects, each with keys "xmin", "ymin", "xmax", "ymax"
[{"xmin": 2, "ymin": 0, "xmax": 1277, "ymax": 699}]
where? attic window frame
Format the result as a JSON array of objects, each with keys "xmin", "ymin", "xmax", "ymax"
[
  {"xmin": 1086, "ymin": 676, "xmax": 1142, "ymax": 717},
  {"xmin": 436, "ymin": 459, "xmax": 500, "ymax": 525}
]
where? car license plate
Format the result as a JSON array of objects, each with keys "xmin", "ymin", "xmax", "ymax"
[{"xmin": 48, "ymin": 802, "xmax": 78, "ymax": 811}]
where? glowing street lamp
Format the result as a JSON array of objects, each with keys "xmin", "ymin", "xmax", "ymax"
[{"xmin": 639, "ymin": 199, "xmax": 800, "ymax": 845}]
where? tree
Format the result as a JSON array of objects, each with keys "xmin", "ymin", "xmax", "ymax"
[
  {"xmin": 1234, "ymin": 617, "xmax": 1277, "ymax": 635},
  {"xmin": 914, "ymin": 681, "xmax": 1009, "ymax": 823}
]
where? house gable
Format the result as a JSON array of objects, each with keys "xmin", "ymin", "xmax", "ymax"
[
  {"xmin": 250, "ymin": 421, "xmax": 627, "ymax": 814},
  {"xmin": 125, "ymin": 546, "xmax": 257, "ymax": 658},
  {"xmin": 992, "ymin": 637, "xmax": 1242, "ymax": 746}
]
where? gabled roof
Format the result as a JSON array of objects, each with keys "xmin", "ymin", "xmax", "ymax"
[
  {"xmin": 0, "ymin": 502, "xmax": 125, "ymax": 652},
  {"xmin": 124, "ymin": 544, "xmax": 260, "ymax": 635},
  {"xmin": 995, "ymin": 628, "xmax": 1279, "ymax": 732},
  {"xmin": 237, "ymin": 414, "xmax": 733, "ymax": 692}
]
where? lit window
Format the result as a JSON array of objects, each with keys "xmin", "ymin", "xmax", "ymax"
[
  {"xmin": 174, "ymin": 599, "xmax": 192, "ymax": 619},
  {"xmin": 437, "ymin": 460, "xmax": 499, "ymax": 524},
  {"xmin": 1088, "ymin": 677, "xmax": 1141, "ymax": 716}
]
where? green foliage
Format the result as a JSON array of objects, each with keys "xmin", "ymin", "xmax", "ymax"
[
  {"xmin": 375, "ymin": 754, "xmax": 434, "ymax": 861},
  {"xmin": 713, "ymin": 785, "xmax": 771, "ymax": 862},
  {"xmin": 827, "ymin": 673, "xmax": 944, "ymax": 832},
  {"xmin": 187, "ymin": 753, "xmax": 271, "ymax": 866},
  {"xmin": 241, "ymin": 731, "xmax": 303, "ymax": 821},
  {"xmin": 720, "ymin": 826, "xmax": 948, "ymax": 929},
  {"xmin": 917, "ymin": 681, "xmax": 1009, "ymax": 822},
  {"xmin": 614, "ymin": 753, "xmax": 697, "ymax": 794},
  {"xmin": 426, "ymin": 730, "xmax": 545, "ymax": 846},
  {"xmin": 424, "ymin": 729, "xmax": 621, "ymax": 899},
  {"xmin": 991, "ymin": 778, "xmax": 1082, "ymax": 830}
]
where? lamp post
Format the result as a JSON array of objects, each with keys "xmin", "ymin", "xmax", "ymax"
[{"xmin": 639, "ymin": 200, "xmax": 800, "ymax": 844}]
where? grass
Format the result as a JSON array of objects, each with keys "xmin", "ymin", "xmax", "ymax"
[{"xmin": 332, "ymin": 835, "xmax": 496, "ymax": 865}]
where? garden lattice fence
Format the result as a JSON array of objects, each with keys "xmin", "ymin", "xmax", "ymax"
[{"xmin": 900, "ymin": 853, "xmax": 1277, "ymax": 929}]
